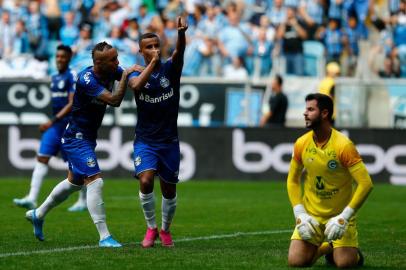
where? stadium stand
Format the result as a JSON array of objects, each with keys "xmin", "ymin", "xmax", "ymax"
[{"xmin": 0, "ymin": 0, "xmax": 405, "ymax": 79}]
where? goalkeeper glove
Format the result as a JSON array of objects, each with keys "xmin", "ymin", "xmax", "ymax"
[
  {"xmin": 293, "ymin": 204, "xmax": 320, "ymax": 240},
  {"xmin": 324, "ymin": 206, "xmax": 355, "ymax": 241}
]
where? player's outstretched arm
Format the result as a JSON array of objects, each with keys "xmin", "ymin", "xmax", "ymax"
[
  {"xmin": 39, "ymin": 92, "xmax": 74, "ymax": 132},
  {"xmin": 128, "ymin": 53, "xmax": 159, "ymax": 93},
  {"xmin": 171, "ymin": 16, "xmax": 188, "ymax": 73},
  {"xmin": 97, "ymin": 65, "xmax": 139, "ymax": 107}
]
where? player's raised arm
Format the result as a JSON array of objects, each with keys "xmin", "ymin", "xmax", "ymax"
[{"xmin": 171, "ymin": 16, "xmax": 188, "ymax": 73}]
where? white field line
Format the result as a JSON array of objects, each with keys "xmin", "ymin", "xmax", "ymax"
[{"xmin": 0, "ymin": 229, "xmax": 291, "ymax": 258}]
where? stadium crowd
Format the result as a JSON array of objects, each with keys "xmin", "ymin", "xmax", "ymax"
[{"xmin": 0, "ymin": 0, "xmax": 405, "ymax": 79}]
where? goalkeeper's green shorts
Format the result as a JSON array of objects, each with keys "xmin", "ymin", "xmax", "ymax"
[{"xmin": 291, "ymin": 216, "xmax": 358, "ymax": 248}]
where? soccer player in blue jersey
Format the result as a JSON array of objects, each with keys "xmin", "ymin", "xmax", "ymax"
[
  {"xmin": 25, "ymin": 41, "xmax": 138, "ymax": 247},
  {"xmin": 13, "ymin": 45, "xmax": 87, "ymax": 212},
  {"xmin": 127, "ymin": 16, "xmax": 187, "ymax": 248}
]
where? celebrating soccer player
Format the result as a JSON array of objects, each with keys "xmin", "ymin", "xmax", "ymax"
[
  {"xmin": 287, "ymin": 93, "xmax": 373, "ymax": 268},
  {"xmin": 127, "ymin": 16, "xmax": 188, "ymax": 248},
  {"xmin": 26, "ymin": 42, "xmax": 140, "ymax": 247},
  {"xmin": 13, "ymin": 44, "xmax": 87, "ymax": 212}
]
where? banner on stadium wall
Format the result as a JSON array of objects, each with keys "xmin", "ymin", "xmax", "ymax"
[
  {"xmin": 2, "ymin": 126, "xmax": 405, "ymax": 185},
  {"xmin": 0, "ymin": 78, "xmax": 321, "ymax": 127},
  {"xmin": 0, "ymin": 79, "xmax": 241, "ymax": 127}
]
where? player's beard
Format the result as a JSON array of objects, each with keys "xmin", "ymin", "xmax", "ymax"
[{"xmin": 305, "ymin": 114, "xmax": 322, "ymax": 129}]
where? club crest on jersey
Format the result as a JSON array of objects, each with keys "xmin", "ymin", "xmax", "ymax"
[
  {"xmin": 327, "ymin": 160, "xmax": 337, "ymax": 170},
  {"xmin": 134, "ymin": 156, "xmax": 141, "ymax": 167},
  {"xmin": 58, "ymin": 80, "xmax": 65, "ymax": 89},
  {"xmin": 84, "ymin": 72, "xmax": 91, "ymax": 84},
  {"xmin": 87, "ymin": 157, "xmax": 96, "ymax": 168},
  {"xmin": 160, "ymin": 76, "xmax": 170, "ymax": 88}
]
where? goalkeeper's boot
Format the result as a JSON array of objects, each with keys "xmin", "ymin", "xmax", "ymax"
[
  {"xmin": 357, "ymin": 249, "xmax": 364, "ymax": 267},
  {"xmin": 99, "ymin": 236, "xmax": 122, "ymax": 248},
  {"xmin": 13, "ymin": 197, "xmax": 36, "ymax": 210},
  {"xmin": 25, "ymin": 209, "xmax": 44, "ymax": 241},
  {"xmin": 141, "ymin": 227, "xmax": 158, "ymax": 248},
  {"xmin": 67, "ymin": 201, "xmax": 87, "ymax": 212},
  {"xmin": 325, "ymin": 252, "xmax": 335, "ymax": 266},
  {"xmin": 324, "ymin": 242, "xmax": 335, "ymax": 266},
  {"xmin": 159, "ymin": 229, "xmax": 174, "ymax": 247}
]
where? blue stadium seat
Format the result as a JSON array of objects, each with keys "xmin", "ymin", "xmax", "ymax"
[
  {"xmin": 398, "ymin": 45, "xmax": 406, "ymax": 78},
  {"xmin": 47, "ymin": 40, "xmax": 61, "ymax": 75},
  {"xmin": 303, "ymin": 41, "xmax": 325, "ymax": 77}
]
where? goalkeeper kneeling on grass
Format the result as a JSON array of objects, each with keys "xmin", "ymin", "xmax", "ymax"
[{"xmin": 286, "ymin": 93, "xmax": 373, "ymax": 268}]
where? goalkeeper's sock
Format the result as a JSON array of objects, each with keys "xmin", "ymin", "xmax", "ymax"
[
  {"xmin": 161, "ymin": 194, "xmax": 177, "ymax": 232},
  {"xmin": 27, "ymin": 161, "xmax": 49, "ymax": 202},
  {"xmin": 87, "ymin": 178, "xmax": 110, "ymax": 241},
  {"xmin": 36, "ymin": 179, "xmax": 81, "ymax": 219},
  {"xmin": 139, "ymin": 191, "xmax": 157, "ymax": 229}
]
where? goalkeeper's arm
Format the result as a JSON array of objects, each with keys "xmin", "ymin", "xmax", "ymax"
[
  {"xmin": 287, "ymin": 158, "xmax": 319, "ymax": 240},
  {"xmin": 325, "ymin": 161, "xmax": 373, "ymax": 241}
]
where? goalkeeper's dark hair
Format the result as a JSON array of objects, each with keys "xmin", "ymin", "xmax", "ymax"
[
  {"xmin": 139, "ymin": 32, "xmax": 159, "ymax": 47},
  {"xmin": 57, "ymin": 44, "xmax": 72, "ymax": 57},
  {"xmin": 305, "ymin": 93, "xmax": 334, "ymax": 123},
  {"xmin": 92, "ymin": 41, "xmax": 113, "ymax": 60}
]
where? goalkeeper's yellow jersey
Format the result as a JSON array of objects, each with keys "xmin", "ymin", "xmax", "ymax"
[{"xmin": 290, "ymin": 129, "xmax": 363, "ymax": 218}]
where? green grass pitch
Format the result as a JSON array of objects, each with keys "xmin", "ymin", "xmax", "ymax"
[{"xmin": 0, "ymin": 178, "xmax": 405, "ymax": 269}]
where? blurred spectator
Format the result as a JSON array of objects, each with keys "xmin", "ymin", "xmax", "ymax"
[
  {"xmin": 44, "ymin": 0, "xmax": 62, "ymax": 40},
  {"xmin": 0, "ymin": 9, "xmax": 13, "ymax": 58},
  {"xmin": 251, "ymin": 27, "xmax": 273, "ymax": 77},
  {"xmin": 92, "ymin": 3, "xmax": 113, "ymax": 42},
  {"xmin": 163, "ymin": 0, "xmax": 184, "ymax": 21},
  {"xmin": 125, "ymin": 17, "xmax": 140, "ymax": 42},
  {"xmin": 77, "ymin": 0, "xmax": 95, "ymax": 26},
  {"xmin": 12, "ymin": 19, "xmax": 29, "ymax": 56},
  {"xmin": 298, "ymin": 0, "xmax": 324, "ymax": 40},
  {"xmin": 72, "ymin": 23, "xmax": 93, "ymax": 55},
  {"xmin": 103, "ymin": 1, "xmax": 128, "ymax": 28},
  {"xmin": 9, "ymin": 0, "xmax": 29, "ymax": 25},
  {"xmin": 328, "ymin": 0, "xmax": 344, "ymax": 25},
  {"xmin": 260, "ymin": 74, "xmax": 288, "ymax": 127},
  {"xmin": 342, "ymin": 15, "xmax": 360, "ymax": 76},
  {"xmin": 267, "ymin": 0, "xmax": 287, "ymax": 27},
  {"xmin": 163, "ymin": 18, "xmax": 178, "ymax": 57},
  {"xmin": 255, "ymin": 14, "xmax": 276, "ymax": 42},
  {"xmin": 106, "ymin": 25, "xmax": 137, "ymax": 55},
  {"xmin": 318, "ymin": 19, "xmax": 343, "ymax": 64},
  {"xmin": 276, "ymin": 7, "xmax": 307, "ymax": 75},
  {"xmin": 223, "ymin": 56, "xmax": 249, "ymax": 79},
  {"xmin": 370, "ymin": 18, "xmax": 400, "ymax": 77},
  {"xmin": 218, "ymin": 10, "xmax": 252, "ymax": 65},
  {"xmin": 138, "ymin": 4, "xmax": 158, "ymax": 33},
  {"xmin": 59, "ymin": 11, "xmax": 79, "ymax": 46},
  {"xmin": 26, "ymin": 0, "xmax": 49, "ymax": 61},
  {"xmin": 343, "ymin": 0, "xmax": 369, "ymax": 39}
]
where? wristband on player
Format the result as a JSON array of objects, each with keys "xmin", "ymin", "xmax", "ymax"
[
  {"xmin": 293, "ymin": 204, "xmax": 307, "ymax": 219},
  {"xmin": 341, "ymin": 206, "xmax": 355, "ymax": 220}
]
